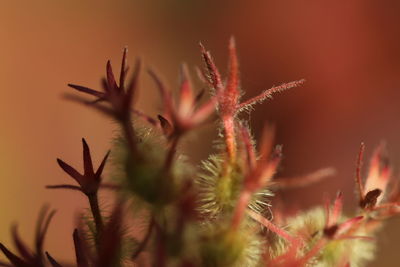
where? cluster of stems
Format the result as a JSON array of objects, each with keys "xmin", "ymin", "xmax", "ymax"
[{"xmin": 0, "ymin": 38, "xmax": 399, "ymax": 267}]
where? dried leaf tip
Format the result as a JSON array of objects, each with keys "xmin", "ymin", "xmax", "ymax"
[
  {"xmin": 0, "ymin": 206, "xmax": 57, "ymax": 267},
  {"xmin": 145, "ymin": 65, "xmax": 217, "ymax": 140},
  {"xmin": 119, "ymin": 47, "xmax": 128, "ymax": 89},
  {"xmin": 49, "ymin": 138, "xmax": 110, "ymax": 195},
  {"xmin": 227, "ymin": 36, "xmax": 239, "ymax": 100},
  {"xmin": 361, "ymin": 142, "xmax": 391, "ymax": 208},
  {"xmin": 199, "ymin": 39, "xmax": 303, "ymax": 163},
  {"xmin": 67, "ymin": 47, "xmax": 141, "ymax": 122}
]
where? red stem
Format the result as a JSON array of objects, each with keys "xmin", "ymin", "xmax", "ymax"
[
  {"xmin": 356, "ymin": 143, "xmax": 365, "ymax": 201},
  {"xmin": 232, "ymin": 190, "xmax": 251, "ymax": 229},
  {"xmin": 223, "ymin": 116, "xmax": 236, "ymax": 162},
  {"xmin": 247, "ymin": 210, "xmax": 298, "ymax": 245},
  {"xmin": 237, "ymin": 79, "xmax": 305, "ymax": 111}
]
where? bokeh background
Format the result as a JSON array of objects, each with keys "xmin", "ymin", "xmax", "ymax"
[{"xmin": 1, "ymin": 0, "xmax": 400, "ymax": 265}]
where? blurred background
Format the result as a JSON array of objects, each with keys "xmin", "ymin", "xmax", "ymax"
[{"xmin": 1, "ymin": 0, "xmax": 400, "ymax": 265}]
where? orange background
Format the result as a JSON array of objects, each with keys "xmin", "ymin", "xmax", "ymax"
[{"xmin": 1, "ymin": 1, "xmax": 400, "ymax": 265}]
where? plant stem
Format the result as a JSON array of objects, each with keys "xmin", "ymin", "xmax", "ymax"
[
  {"xmin": 121, "ymin": 118, "xmax": 138, "ymax": 158},
  {"xmin": 87, "ymin": 193, "xmax": 103, "ymax": 245},
  {"xmin": 164, "ymin": 136, "xmax": 180, "ymax": 173},
  {"xmin": 356, "ymin": 142, "xmax": 365, "ymax": 202},
  {"xmin": 298, "ymin": 239, "xmax": 326, "ymax": 266},
  {"xmin": 223, "ymin": 116, "xmax": 236, "ymax": 163},
  {"xmin": 231, "ymin": 190, "xmax": 251, "ymax": 230},
  {"xmin": 154, "ymin": 222, "xmax": 166, "ymax": 267},
  {"xmin": 247, "ymin": 209, "xmax": 298, "ymax": 245},
  {"xmin": 132, "ymin": 217, "xmax": 154, "ymax": 260}
]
